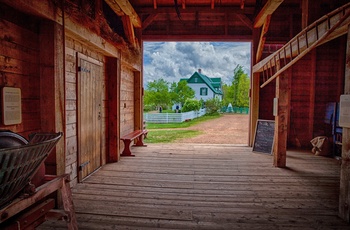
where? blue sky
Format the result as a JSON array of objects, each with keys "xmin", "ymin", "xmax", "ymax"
[{"xmin": 143, "ymin": 42, "xmax": 251, "ymax": 87}]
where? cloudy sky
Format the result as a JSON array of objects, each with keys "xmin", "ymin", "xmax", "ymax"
[{"xmin": 143, "ymin": 42, "xmax": 251, "ymax": 87}]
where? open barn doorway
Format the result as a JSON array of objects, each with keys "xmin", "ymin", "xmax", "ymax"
[{"xmin": 142, "ymin": 41, "xmax": 251, "ymax": 145}]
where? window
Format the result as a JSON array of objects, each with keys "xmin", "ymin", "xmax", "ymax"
[
  {"xmin": 194, "ymin": 78, "xmax": 198, "ymax": 83},
  {"xmin": 200, "ymin": 87, "xmax": 208, "ymax": 96}
]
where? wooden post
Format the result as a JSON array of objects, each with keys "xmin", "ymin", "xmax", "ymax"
[
  {"xmin": 308, "ymin": 50, "xmax": 316, "ymax": 143},
  {"xmin": 39, "ymin": 21, "xmax": 65, "ymax": 176},
  {"xmin": 134, "ymin": 71, "xmax": 143, "ymax": 131},
  {"xmin": 250, "ymin": 73, "xmax": 260, "ymax": 146},
  {"xmin": 273, "ymin": 66, "xmax": 290, "ymax": 167},
  {"xmin": 339, "ymin": 25, "xmax": 350, "ymax": 223},
  {"xmin": 250, "ymin": 29, "xmax": 261, "ymax": 146},
  {"xmin": 107, "ymin": 57, "xmax": 121, "ymax": 163}
]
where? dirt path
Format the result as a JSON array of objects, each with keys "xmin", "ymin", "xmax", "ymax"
[{"xmin": 175, "ymin": 114, "xmax": 249, "ymax": 144}]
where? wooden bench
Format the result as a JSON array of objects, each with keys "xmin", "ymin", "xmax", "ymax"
[{"xmin": 120, "ymin": 129, "xmax": 148, "ymax": 157}]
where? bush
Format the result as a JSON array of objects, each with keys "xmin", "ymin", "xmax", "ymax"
[
  {"xmin": 205, "ymin": 98, "xmax": 222, "ymax": 115},
  {"xmin": 182, "ymin": 99, "xmax": 201, "ymax": 112},
  {"xmin": 144, "ymin": 104, "xmax": 154, "ymax": 112}
]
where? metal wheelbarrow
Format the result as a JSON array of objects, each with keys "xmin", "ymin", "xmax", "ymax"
[{"xmin": 0, "ymin": 131, "xmax": 63, "ymax": 209}]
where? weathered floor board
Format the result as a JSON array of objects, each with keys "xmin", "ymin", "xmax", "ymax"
[{"xmin": 40, "ymin": 144, "xmax": 349, "ymax": 229}]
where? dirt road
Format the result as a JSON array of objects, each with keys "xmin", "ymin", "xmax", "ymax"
[{"xmin": 175, "ymin": 114, "xmax": 249, "ymax": 145}]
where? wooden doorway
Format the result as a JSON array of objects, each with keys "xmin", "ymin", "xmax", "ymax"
[{"xmin": 77, "ymin": 54, "xmax": 103, "ymax": 181}]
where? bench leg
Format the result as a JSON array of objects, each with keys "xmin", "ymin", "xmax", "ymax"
[
  {"xmin": 121, "ymin": 140, "xmax": 135, "ymax": 157},
  {"xmin": 134, "ymin": 135, "xmax": 147, "ymax": 147}
]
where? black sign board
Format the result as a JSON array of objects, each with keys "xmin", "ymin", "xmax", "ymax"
[{"xmin": 253, "ymin": 119, "xmax": 275, "ymax": 154}]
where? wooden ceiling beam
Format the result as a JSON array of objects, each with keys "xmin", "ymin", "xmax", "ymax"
[
  {"xmin": 142, "ymin": 13, "xmax": 159, "ymax": 30},
  {"xmin": 256, "ymin": 15, "xmax": 271, "ymax": 62},
  {"xmin": 121, "ymin": 16, "xmax": 136, "ymax": 46},
  {"xmin": 141, "ymin": 34, "xmax": 252, "ymax": 42},
  {"xmin": 137, "ymin": 7, "xmax": 255, "ymax": 15},
  {"xmin": 236, "ymin": 13, "xmax": 253, "ymax": 30},
  {"xmin": 241, "ymin": 0, "xmax": 245, "ymax": 10},
  {"xmin": 104, "ymin": 0, "xmax": 141, "ymax": 28},
  {"xmin": 254, "ymin": 0, "xmax": 284, "ymax": 28}
]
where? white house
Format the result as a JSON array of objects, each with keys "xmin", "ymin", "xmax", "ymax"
[{"xmin": 180, "ymin": 69, "xmax": 223, "ymax": 102}]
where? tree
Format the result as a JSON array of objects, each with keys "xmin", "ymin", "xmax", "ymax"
[
  {"xmin": 169, "ymin": 81, "xmax": 195, "ymax": 106},
  {"xmin": 182, "ymin": 98, "xmax": 201, "ymax": 112},
  {"xmin": 144, "ymin": 79, "xmax": 171, "ymax": 109},
  {"xmin": 222, "ymin": 83, "xmax": 234, "ymax": 106},
  {"xmin": 223, "ymin": 65, "xmax": 250, "ymax": 107},
  {"xmin": 232, "ymin": 65, "xmax": 250, "ymax": 107}
]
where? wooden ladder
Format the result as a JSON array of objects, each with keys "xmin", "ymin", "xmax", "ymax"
[{"xmin": 253, "ymin": 2, "xmax": 350, "ymax": 88}]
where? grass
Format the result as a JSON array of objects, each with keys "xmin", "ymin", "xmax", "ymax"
[
  {"xmin": 143, "ymin": 113, "xmax": 221, "ymax": 143},
  {"xmin": 144, "ymin": 130, "xmax": 201, "ymax": 143},
  {"xmin": 146, "ymin": 113, "xmax": 221, "ymax": 129}
]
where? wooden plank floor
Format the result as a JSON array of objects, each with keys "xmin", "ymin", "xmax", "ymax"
[{"xmin": 41, "ymin": 144, "xmax": 349, "ymax": 229}]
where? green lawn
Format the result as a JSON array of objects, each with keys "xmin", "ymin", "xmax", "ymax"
[
  {"xmin": 145, "ymin": 114, "xmax": 221, "ymax": 129},
  {"xmin": 144, "ymin": 130, "xmax": 201, "ymax": 143},
  {"xmin": 143, "ymin": 113, "xmax": 221, "ymax": 143}
]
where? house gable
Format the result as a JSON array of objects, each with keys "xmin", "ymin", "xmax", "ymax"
[{"xmin": 186, "ymin": 72, "xmax": 223, "ymax": 95}]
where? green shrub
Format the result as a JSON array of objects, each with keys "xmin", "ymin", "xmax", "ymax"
[
  {"xmin": 205, "ymin": 98, "xmax": 222, "ymax": 115},
  {"xmin": 182, "ymin": 99, "xmax": 201, "ymax": 112},
  {"xmin": 144, "ymin": 104, "xmax": 154, "ymax": 112}
]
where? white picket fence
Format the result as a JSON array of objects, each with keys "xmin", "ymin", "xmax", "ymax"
[{"xmin": 144, "ymin": 109, "xmax": 206, "ymax": 123}]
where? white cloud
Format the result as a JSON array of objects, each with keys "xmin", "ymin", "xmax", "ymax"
[{"xmin": 143, "ymin": 42, "xmax": 251, "ymax": 87}]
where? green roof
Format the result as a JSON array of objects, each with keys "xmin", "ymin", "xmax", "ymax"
[{"xmin": 185, "ymin": 72, "xmax": 223, "ymax": 95}]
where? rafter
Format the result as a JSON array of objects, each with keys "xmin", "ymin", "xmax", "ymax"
[
  {"xmin": 254, "ymin": 0, "xmax": 284, "ymax": 28},
  {"xmin": 137, "ymin": 6, "xmax": 255, "ymax": 14},
  {"xmin": 236, "ymin": 13, "xmax": 253, "ymax": 30},
  {"xmin": 256, "ymin": 15, "xmax": 271, "ymax": 62},
  {"xmin": 241, "ymin": 0, "xmax": 245, "ymax": 9},
  {"xmin": 142, "ymin": 13, "xmax": 158, "ymax": 30},
  {"xmin": 104, "ymin": 0, "xmax": 141, "ymax": 28},
  {"xmin": 121, "ymin": 16, "xmax": 136, "ymax": 46}
]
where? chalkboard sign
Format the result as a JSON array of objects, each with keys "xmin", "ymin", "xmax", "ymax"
[{"xmin": 253, "ymin": 120, "xmax": 275, "ymax": 154}]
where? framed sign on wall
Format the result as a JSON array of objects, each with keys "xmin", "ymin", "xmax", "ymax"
[{"xmin": 2, "ymin": 87, "xmax": 22, "ymax": 125}]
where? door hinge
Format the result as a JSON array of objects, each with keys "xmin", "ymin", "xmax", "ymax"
[
  {"xmin": 79, "ymin": 161, "xmax": 90, "ymax": 171},
  {"xmin": 78, "ymin": 66, "xmax": 91, "ymax": 73}
]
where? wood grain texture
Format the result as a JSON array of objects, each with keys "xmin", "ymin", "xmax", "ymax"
[
  {"xmin": 39, "ymin": 144, "xmax": 349, "ymax": 229},
  {"xmin": 339, "ymin": 25, "xmax": 350, "ymax": 223}
]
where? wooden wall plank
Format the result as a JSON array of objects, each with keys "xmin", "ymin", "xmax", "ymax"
[
  {"xmin": 0, "ymin": 15, "xmax": 41, "ymax": 135},
  {"xmin": 120, "ymin": 66, "xmax": 135, "ymax": 136}
]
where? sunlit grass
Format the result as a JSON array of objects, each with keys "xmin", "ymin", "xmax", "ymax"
[
  {"xmin": 146, "ymin": 113, "xmax": 221, "ymax": 129},
  {"xmin": 144, "ymin": 130, "xmax": 201, "ymax": 143},
  {"xmin": 143, "ymin": 113, "xmax": 222, "ymax": 143}
]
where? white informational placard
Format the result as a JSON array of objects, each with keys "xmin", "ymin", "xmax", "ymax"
[
  {"xmin": 339, "ymin": 94, "xmax": 350, "ymax": 128},
  {"xmin": 2, "ymin": 87, "xmax": 22, "ymax": 125}
]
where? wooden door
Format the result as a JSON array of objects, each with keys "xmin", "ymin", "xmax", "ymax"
[{"xmin": 77, "ymin": 54, "xmax": 103, "ymax": 181}]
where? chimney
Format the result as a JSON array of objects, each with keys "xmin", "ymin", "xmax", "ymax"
[{"xmin": 198, "ymin": 68, "xmax": 202, "ymax": 74}]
